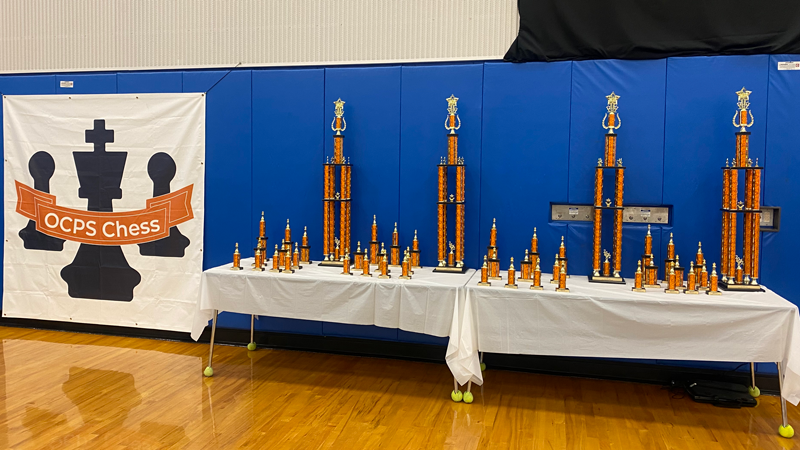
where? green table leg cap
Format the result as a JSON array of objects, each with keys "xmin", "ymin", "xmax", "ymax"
[
  {"xmin": 779, "ymin": 424, "xmax": 794, "ymax": 439},
  {"xmin": 748, "ymin": 386, "xmax": 760, "ymax": 398},
  {"xmin": 203, "ymin": 366, "xmax": 214, "ymax": 377},
  {"xmin": 451, "ymin": 390, "xmax": 463, "ymax": 402},
  {"xmin": 247, "ymin": 342, "xmax": 257, "ymax": 351},
  {"xmin": 463, "ymin": 391, "xmax": 474, "ymax": 404},
  {"xmin": 480, "ymin": 363, "xmax": 487, "ymax": 372}
]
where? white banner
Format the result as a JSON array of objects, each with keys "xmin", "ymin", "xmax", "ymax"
[{"xmin": 3, "ymin": 93, "xmax": 205, "ymax": 332}]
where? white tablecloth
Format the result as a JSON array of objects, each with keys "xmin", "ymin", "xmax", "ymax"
[
  {"xmin": 191, "ymin": 258, "xmax": 475, "ymax": 342},
  {"xmin": 446, "ymin": 271, "xmax": 800, "ymax": 405}
]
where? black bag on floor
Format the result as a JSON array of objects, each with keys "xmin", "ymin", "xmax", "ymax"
[{"xmin": 683, "ymin": 380, "xmax": 757, "ymax": 408}]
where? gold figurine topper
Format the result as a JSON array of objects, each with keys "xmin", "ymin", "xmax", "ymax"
[
  {"xmin": 332, "ymin": 98, "xmax": 346, "ymax": 135},
  {"xmin": 733, "ymin": 87, "xmax": 754, "ymax": 132},
  {"xmin": 602, "ymin": 92, "xmax": 621, "ymax": 134},
  {"xmin": 445, "ymin": 95, "xmax": 461, "ymax": 134}
]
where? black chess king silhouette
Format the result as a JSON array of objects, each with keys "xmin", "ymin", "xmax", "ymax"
[
  {"xmin": 60, "ymin": 120, "xmax": 141, "ymax": 301},
  {"xmin": 138, "ymin": 152, "xmax": 190, "ymax": 257},
  {"xmin": 19, "ymin": 151, "xmax": 65, "ymax": 251}
]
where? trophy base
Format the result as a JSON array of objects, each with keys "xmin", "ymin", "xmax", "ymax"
[
  {"xmin": 588, "ymin": 274, "xmax": 626, "ymax": 284},
  {"xmin": 555, "ymin": 288, "xmax": 570, "ymax": 293},
  {"xmin": 389, "ymin": 264, "xmax": 402, "ymax": 268},
  {"xmin": 477, "ymin": 282, "xmax": 491, "ymax": 287},
  {"xmin": 707, "ymin": 290, "xmax": 722, "ymax": 296},
  {"xmin": 360, "ymin": 272, "xmax": 373, "ymax": 277},
  {"xmin": 319, "ymin": 260, "xmax": 351, "ymax": 267},
  {"xmin": 282, "ymin": 269, "xmax": 295, "ymax": 274},
  {"xmin": 412, "ymin": 265, "xmax": 423, "ymax": 269},
  {"xmin": 698, "ymin": 287, "xmax": 709, "ymax": 291},
  {"xmin": 631, "ymin": 287, "xmax": 646, "ymax": 293},
  {"xmin": 719, "ymin": 281, "xmax": 764, "ymax": 292},
  {"xmin": 644, "ymin": 284, "xmax": 662, "ymax": 289},
  {"xmin": 340, "ymin": 272, "xmax": 353, "ymax": 276},
  {"xmin": 230, "ymin": 266, "xmax": 243, "ymax": 271},
  {"xmin": 664, "ymin": 289, "xmax": 680, "ymax": 294},
  {"xmin": 378, "ymin": 274, "xmax": 391, "ymax": 279},
  {"xmin": 530, "ymin": 285, "xmax": 544, "ymax": 290},
  {"xmin": 251, "ymin": 267, "xmax": 265, "ymax": 272},
  {"xmin": 504, "ymin": 284, "xmax": 518, "ymax": 289},
  {"xmin": 399, "ymin": 275, "xmax": 411, "ymax": 280},
  {"xmin": 550, "ymin": 279, "xmax": 559, "ymax": 284},
  {"xmin": 300, "ymin": 260, "xmax": 312, "ymax": 265},
  {"xmin": 683, "ymin": 289, "xmax": 699, "ymax": 295},
  {"xmin": 488, "ymin": 276, "xmax": 502, "ymax": 281},
  {"xmin": 517, "ymin": 277, "xmax": 533, "ymax": 283},
  {"xmin": 433, "ymin": 265, "xmax": 468, "ymax": 274},
  {"xmin": 269, "ymin": 268, "xmax": 282, "ymax": 273}
]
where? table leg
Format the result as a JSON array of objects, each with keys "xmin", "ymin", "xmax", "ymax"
[
  {"xmin": 480, "ymin": 351, "xmax": 486, "ymax": 372},
  {"xmin": 748, "ymin": 362, "xmax": 760, "ymax": 397},
  {"xmin": 777, "ymin": 361, "xmax": 794, "ymax": 438},
  {"xmin": 203, "ymin": 310, "xmax": 218, "ymax": 377},
  {"xmin": 464, "ymin": 381, "xmax": 474, "ymax": 404},
  {"xmin": 247, "ymin": 315, "xmax": 257, "ymax": 351},
  {"xmin": 451, "ymin": 377, "xmax": 463, "ymax": 402}
]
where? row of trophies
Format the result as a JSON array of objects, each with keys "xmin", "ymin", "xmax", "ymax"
[{"xmin": 228, "ymin": 88, "xmax": 766, "ymax": 294}]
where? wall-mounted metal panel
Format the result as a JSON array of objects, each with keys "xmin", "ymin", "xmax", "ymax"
[
  {"xmin": 0, "ymin": 0, "xmax": 518, "ymax": 73},
  {"xmin": 551, "ymin": 204, "xmax": 672, "ymax": 225}
]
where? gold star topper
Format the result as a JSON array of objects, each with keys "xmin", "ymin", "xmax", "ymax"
[
  {"xmin": 333, "ymin": 98, "xmax": 345, "ymax": 117},
  {"xmin": 736, "ymin": 87, "xmax": 751, "ymax": 111},
  {"xmin": 446, "ymin": 94, "xmax": 459, "ymax": 116},
  {"xmin": 606, "ymin": 92, "xmax": 620, "ymax": 114}
]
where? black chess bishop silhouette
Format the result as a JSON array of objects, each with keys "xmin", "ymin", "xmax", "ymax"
[
  {"xmin": 60, "ymin": 120, "xmax": 141, "ymax": 301},
  {"xmin": 19, "ymin": 151, "xmax": 65, "ymax": 251},
  {"xmin": 138, "ymin": 152, "xmax": 190, "ymax": 257}
]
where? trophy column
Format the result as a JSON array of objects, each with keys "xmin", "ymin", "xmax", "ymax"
[
  {"xmin": 321, "ymin": 98, "xmax": 352, "ymax": 267},
  {"xmin": 434, "ymin": 95, "xmax": 467, "ymax": 273},
  {"xmin": 720, "ymin": 87, "xmax": 763, "ymax": 291},
  {"xmin": 589, "ymin": 93, "xmax": 625, "ymax": 284}
]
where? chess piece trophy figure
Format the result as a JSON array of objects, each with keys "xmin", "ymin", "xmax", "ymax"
[
  {"xmin": 61, "ymin": 120, "xmax": 141, "ymax": 301},
  {"xmin": 138, "ymin": 152, "xmax": 190, "ymax": 257},
  {"xmin": 18, "ymin": 151, "xmax": 65, "ymax": 251}
]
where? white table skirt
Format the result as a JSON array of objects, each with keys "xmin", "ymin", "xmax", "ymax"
[
  {"xmin": 446, "ymin": 271, "xmax": 800, "ymax": 405},
  {"xmin": 191, "ymin": 258, "xmax": 475, "ymax": 343}
]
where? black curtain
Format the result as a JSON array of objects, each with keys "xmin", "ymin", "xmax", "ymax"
[{"xmin": 505, "ymin": 0, "xmax": 800, "ymax": 62}]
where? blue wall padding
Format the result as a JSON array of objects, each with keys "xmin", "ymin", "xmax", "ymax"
[
  {"xmin": 569, "ymin": 59, "xmax": 667, "ymax": 205},
  {"xmin": 118, "ymin": 71, "xmax": 183, "ymax": 93},
  {"xmin": 399, "ymin": 64, "xmax": 484, "ymax": 268},
  {"xmin": 662, "ymin": 56, "xmax": 769, "ymax": 270},
  {"xmin": 480, "ymin": 62, "xmax": 572, "ymax": 265},
  {"xmin": 0, "ymin": 56, "xmax": 794, "ymax": 375}
]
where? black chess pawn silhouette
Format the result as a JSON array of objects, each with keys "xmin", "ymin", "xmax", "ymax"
[
  {"xmin": 61, "ymin": 120, "xmax": 141, "ymax": 301},
  {"xmin": 138, "ymin": 152, "xmax": 191, "ymax": 257},
  {"xmin": 19, "ymin": 151, "xmax": 65, "ymax": 251}
]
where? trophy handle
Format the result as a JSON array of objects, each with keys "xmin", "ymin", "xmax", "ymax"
[
  {"xmin": 341, "ymin": 117, "xmax": 347, "ymax": 132},
  {"xmin": 331, "ymin": 117, "xmax": 337, "ymax": 132},
  {"xmin": 614, "ymin": 114, "xmax": 621, "ymax": 129},
  {"xmin": 454, "ymin": 115, "xmax": 461, "ymax": 131},
  {"xmin": 732, "ymin": 111, "xmax": 741, "ymax": 128},
  {"xmin": 444, "ymin": 116, "xmax": 451, "ymax": 130},
  {"xmin": 602, "ymin": 113, "xmax": 609, "ymax": 130},
  {"xmin": 747, "ymin": 110, "xmax": 754, "ymax": 127}
]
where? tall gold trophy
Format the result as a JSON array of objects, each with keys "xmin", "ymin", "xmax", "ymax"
[
  {"xmin": 589, "ymin": 92, "xmax": 626, "ymax": 284},
  {"xmin": 321, "ymin": 98, "xmax": 353, "ymax": 267},
  {"xmin": 720, "ymin": 88, "xmax": 763, "ymax": 291},
  {"xmin": 434, "ymin": 95, "xmax": 467, "ymax": 273}
]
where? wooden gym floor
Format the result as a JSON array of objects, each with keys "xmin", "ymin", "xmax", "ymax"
[{"xmin": 0, "ymin": 326, "xmax": 796, "ymax": 449}]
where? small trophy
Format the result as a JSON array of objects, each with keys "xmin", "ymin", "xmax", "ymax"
[
  {"xmin": 664, "ymin": 233, "xmax": 676, "ymax": 282},
  {"xmin": 632, "ymin": 260, "xmax": 645, "ymax": 292},
  {"xmin": 378, "ymin": 254, "xmax": 391, "ymax": 279},
  {"xmin": 478, "ymin": 255, "xmax": 491, "ymax": 286},
  {"xmin": 300, "ymin": 226, "xmax": 311, "ymax": 264},
  {"xmin": 664, "ymin": 267, "xmax": 679, "ymax": 294},
  {"xmin": 353, "ymin": 241, "xmax": 365, "ymax": 272},
  {"xmin": 529, "ymin": 227, "xmax": 540, "ymax": 273},
  {"xmin": 504, "ymin": 257, "xmax": 518, "ymax": 289},
  {"xmin": 341, "ymin": 249, "xmax": 352, "ymax": 275},
  {"xmin": 270, "ymin": 245, "xmax": 282, "ymax": 272},
  {"xmin": 390, "ymin": 223, "xmax": 401, "ymax": 267},
  {"xmin": 293, "ymin": 242, "xmax": 302, "ymax": 270},
  {"xmin": 674, "ymin": 256, "xmax": 684, "ymax": 288},
  {"xmin": 556, "ymin": 260, "xmax": 569, "ymax": 293},
  {"xmin": 447, "ymin": 242, "xmax": 456, "ymax": 268},
  {"xmin": 231, "ymin": 243, "xmax": 243, "ymax": 270},
  {"xmin": 361, "ymin": 249, "xmax": 372, "ymax": 277},
  {"xmin": 558, "ymin": 236, "xmax": 569, "ymax": 277},
  {"xmin": 334, "ymin": 237, "xmax": 341, "ymax": 262},
  {"xmin": 399, "ymin": 252, "xmax": 411, "ymax": 280},
  {"xmin": 707, "ymin": 263, "xmax": 722, "ymax": 295},
  {"xmin": 370, "ymin": 215, "xmax": 380, "ymax": 265},
  {"xmin": 284, "ymin": 219, "xmax": 292, "ymax": 250},
  {"xmin": 699, "ymin": 263, "xmax": 709, "ymax": 291},
  {"xmin": 411, "ymin": 230, "xmax": 422, "ymax": 268},
  {"xmin": 530, "ymin": 260, "xmax": 544, "ymax": 291},
  {"xmin": 519, "ymin": 250, "xmax": 533, "ymax": 282},
  {"xmin": 684, "ymin": 262, "xmax": 699, "ymax": 294},
  {"xmin": 258, "ymin": 212, "xmax": 268, "ymax": 261},
  {"xmin": 603, "ymin": 249, "xmax": 611, "ymax": 277},
  {"xmin": 488, "ymin": 246, "xmax": 501, "ymax": 280},
  {"xmin": 252, "ymin": 248, "xmax": 265, "ymax": 272},
  {"xmin": 283, "ymin": 244, "xmax": 295, "ymax": 274},
  {"xmin": 551, "ymin": 253, "xmax": 560, "ymax": 285}
]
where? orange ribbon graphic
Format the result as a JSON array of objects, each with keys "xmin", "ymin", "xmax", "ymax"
[{"xmin": 15, "ymin": 181, "xmax": 194, "ymax": 246}]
